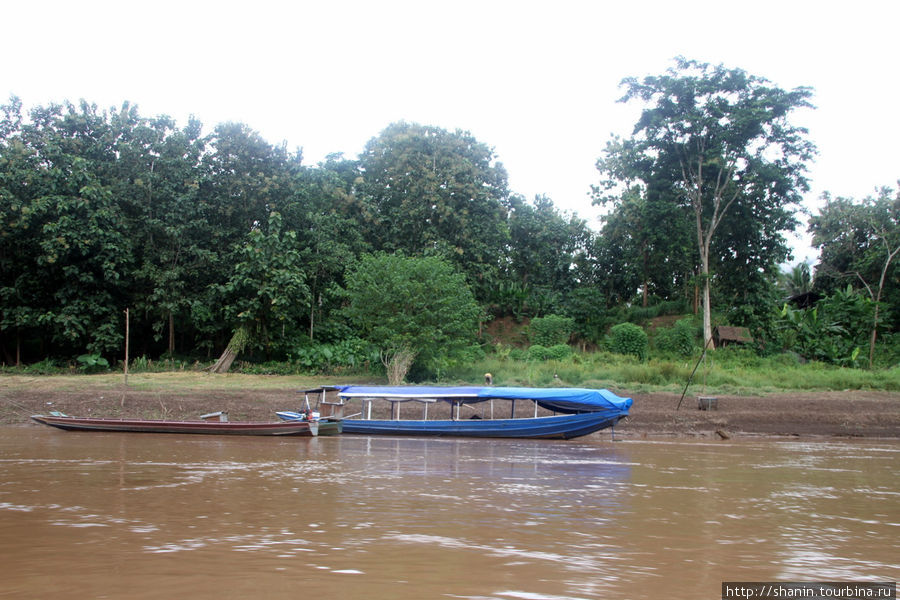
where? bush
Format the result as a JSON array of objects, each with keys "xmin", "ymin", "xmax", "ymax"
[
  {"xmin": 654, "ymin": 318, "xmax": 697, "ymax": 356},
  {"xmin": 608, "ymin": 323, "xmax": 648, "ymax": 360},
  {"xmin": 529, "ymin": 315, "xmax": 574, "ymax": 346},
  {"xmin": 289, "ymin": 338, "xmax": 378, "ymax": 374},
  {"xmin": 18, "ymin": 358, "xmax": 65, "ymax": 375},
  {"xmin": 77, "ymin": 353, "xmax": 109, "ymax": 373},
  {"xmin": 508, "ymin": 348, "xmax": 527, "ymax": 361},
  {"xmin": 527, "ymin": 345, "xmax": 550, "ymax": 361},
  {"xmin": 546, "ymin": 344, "xmax": 573, "ymax": 361}
]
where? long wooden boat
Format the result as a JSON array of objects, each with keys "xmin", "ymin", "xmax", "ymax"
[
  {"xmin": 285, "ymin": 385, "xmax": 632, "ymax": 440},
  {"xmin": 31, "ymin": 413, "xmax": 319, "ymax": 436}
]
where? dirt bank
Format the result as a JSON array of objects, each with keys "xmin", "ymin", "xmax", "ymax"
[
  {"xmin": 620, "ymin": 390, "xmax": 899, "ymax": 439},
  {"xmin": 2, "ymin": 381, "xmax": 897, "ymax": 439}
]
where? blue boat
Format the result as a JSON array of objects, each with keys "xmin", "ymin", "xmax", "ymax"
[{"xmin": 282, "ymin": 385, "xmax": 632, "ymax": 440}]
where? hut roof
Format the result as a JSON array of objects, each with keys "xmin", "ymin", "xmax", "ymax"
[{"xmin": 714, "ymin": 326, "xmax": 753, "ymax": 344}]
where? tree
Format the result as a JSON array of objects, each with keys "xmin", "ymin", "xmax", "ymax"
[
  {"xmin": 810, "ymin": 186, "xmax": 900, "ymax": 367},
  {"xmin": 593, "ymin": 183, "xmax": 695, "ymax": 308},
  {"xmin": 777, "ymin": 262, "xmax": 814, "ymax": 297},
  {"xmin": 209, "ymin": 211, "xmax": 310, "ymax": 373},
  {"xmin": 195, "ymin": 122, "xmax": 302, "ymax": 357},
  {"xmin": 505, "ymin": 194, "xmax": 593, "ymax": 315},
  {"xmin": 105, "ymin": 102, "xmax": 208, "ymax": 356},
  {"xmin": 343, "ymin": 253, "xmax": 482, "ymax": 383},
  {"xmin": 597, "ymin": 58, "xmax": 816, "ymax": 347},
  {"xmin": 286, "ymin": 158, "xmax": 370, "ymax": 343},
  {"xmin": 0, "ymin": 99, "xmax": 133, "ymax": 359},
  {"xmin": 357, "ymin": 122, "xmax": 510, "ymax": 300}
]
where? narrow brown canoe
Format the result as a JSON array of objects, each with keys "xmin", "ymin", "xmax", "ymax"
[{"xmin": 31, "ymin": 414, "xmax": 318, "ymax": 437}]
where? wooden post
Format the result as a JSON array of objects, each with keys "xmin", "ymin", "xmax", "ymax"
[{"xmin": 124, "ymin": 308, "xmax": 130, "ymax": 386}]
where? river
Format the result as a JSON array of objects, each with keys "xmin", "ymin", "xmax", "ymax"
[{"xmin": 0, "ymin": 427, "xmax": 896, "ymax": 599}]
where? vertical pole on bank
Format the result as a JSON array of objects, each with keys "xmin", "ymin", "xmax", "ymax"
[{"xmin": 124, "ymin": 308, "xmax": 130, "ymax": 387}]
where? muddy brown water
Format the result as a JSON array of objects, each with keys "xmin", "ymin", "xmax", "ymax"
[{"xmin": 0, "ymin": 427, "xmax": 896, "ymax": 599}]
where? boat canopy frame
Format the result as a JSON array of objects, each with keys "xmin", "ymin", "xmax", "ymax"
[{"xmin": 314, "ymin": 385, "xmax": 633, "ymax": 422}]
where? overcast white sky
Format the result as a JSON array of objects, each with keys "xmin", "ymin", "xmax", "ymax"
[{"xmin": 4, "ymin": 0, "xmax": 898, "ymax": 264}]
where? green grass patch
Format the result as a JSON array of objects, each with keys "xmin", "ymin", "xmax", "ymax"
[{"xmin": 2, "ymin": 351, "xmax": 898, "ymax": 396}]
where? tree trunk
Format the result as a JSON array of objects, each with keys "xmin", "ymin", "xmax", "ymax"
[
  {"xmin": 699, "ymin": 243, "xmax": 715, "ymax": 350},
  {"xmin": 209, "ymin": 348, "xmax": 239, "ymax": 374},
  {"xmin": 168, "ymin": 311, "xmax": 175, "ymax": 356},
  {"xmin": 701, "ymin": 268, "xmax": 714, "ymax": 350},
  {"xmin": 867, "ymin": 244, "xmax": 900, "ymax": 368},
  {"xmin": 208, "ymin": 325, "xmax": 251, "ymax": 374},
  {"xmin": 0, "ymin": 328, "xmax": 16, "ymax": 366}
]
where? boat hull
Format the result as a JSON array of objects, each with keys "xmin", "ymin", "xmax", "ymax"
[
  {"xmin": 275, "ymin": 412, "xmax": 343, "ymax": 436},
  {"xmin": 31, "ymin": 415, "xmax": 318, "ymax": 436},
  {"xmin": 339, "ymin": 412, "xmax": 624, "ymax": 440}
]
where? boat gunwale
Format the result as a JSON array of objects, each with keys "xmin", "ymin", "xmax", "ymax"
[{"xmin": 30, "ymin": 415, "xmax": 318, "ymax": 436}]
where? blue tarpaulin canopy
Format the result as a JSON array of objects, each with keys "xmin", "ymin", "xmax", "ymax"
[{"xmin": 333, "ymin": 385, "xmax": 632, "ymax": 415}]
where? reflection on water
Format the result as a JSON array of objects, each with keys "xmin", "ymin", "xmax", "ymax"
[{"xmin": 0, "ymin": 428, "xmax": 896, "ymax": 599}]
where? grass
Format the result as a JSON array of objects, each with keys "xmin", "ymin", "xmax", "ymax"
[
  {"xmin": 1, "ymin": 350, "xmax": 898, "ymax": 396},
  {"xmin": 0, "ymin": 372, "xmax": 369, "ymax": 395},
  {"xmin": 449, "ymin": 350, "xmax": 900, "ymax": 395}
]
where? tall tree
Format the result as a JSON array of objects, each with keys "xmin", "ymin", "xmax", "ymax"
[
  {"xmin": 209, "ymin": 211, "xmax": 310, "ymax": 373},
  {"xmin": 358, "ymin": 122, "xmax": 510, "ymax": 300},
  {"xmin": 283, "ymin": 157, "xmax": 370, "ymax": 343},
  {"xmin": 0, "ymin": 99, "xmax": 133, "ymax": 358},
  {"xmin": 503, "ymin": 194, "xmax": 593, "ymax": 316},
  {"xmin": 105, "ymin": 102, "xmax": 208, "ymax": 356},
  {"xmin": 598, "ymin": 58, "xmax": 816, "ymax": 347},
  {"xmin": 196, "ymin": 122, "xmax": 302, "ymax": 354},
  {"xmin": 593, "ymin": 181, "xmax": 695, "ymax": 307},
  {"xmin": 810, "ymin": 186, "xmax": 900, "ymax": 367},
  {"xmin": 343, "ymin": 253, "xmax": 482, "ymax": 383}
]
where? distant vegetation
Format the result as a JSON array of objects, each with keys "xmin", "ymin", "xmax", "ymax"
[{"xmin": 1, "ymin": 58, "xmax": 898, "ymax": 380}]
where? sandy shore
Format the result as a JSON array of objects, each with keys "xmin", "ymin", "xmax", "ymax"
[{"xmin": 2, "ymin": 382, "xmax": 897, "ymax": 439}]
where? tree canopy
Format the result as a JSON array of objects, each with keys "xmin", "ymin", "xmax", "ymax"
[
  {"xmin": 1, "ymin": 76, "xmax": 897, "ymax": 372},
  {"xmin": 342, "ymin": 252, "xmax": 482, "ymax": 383},
  {"xmin": 810, "ymin": 186, "xmax": 900, "ymax": 366},
  {"xmin": 595, "ymin": 57, "xmax": 816, "ymax": 347},
  {"xmin": 357, "ymin": 122, "xmax": 511, "ymax": 300}
]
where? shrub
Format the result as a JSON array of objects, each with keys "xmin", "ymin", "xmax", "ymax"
[
  {"xmin": 608, "ymin": 323, "xmax": 648, "ymax": 360},
  {"xmin": 654, "ymin": 318, "xmax": 697, "ymax": 356},
  {"xmin": 77, "ymin": 353, "xmax": 109, "ymax": 373},
  {"xmin": 508, "ymin": 348, "xmax": 527, "ymax": 361},
  {"xmin": 18, "ymin": 358, "xmax": 65, "ymax": 375},
  {"xmin": 529, "ymin": 315, "xmax": 574, "ymax": 346},
  {"xmin": 289, "ymin": 338, "xmax": 378, "ymax": 374},
  {"xmin": 527, "ymin": 345, "xmax": 550, "ymax": 361},
  {"xmin": 546, "ymin": 344, "xmax": 573, "ymax": 361}
]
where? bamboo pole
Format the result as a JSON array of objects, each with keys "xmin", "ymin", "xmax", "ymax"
[{"xmin": 124, "ymin": 308, "xmax": 130, "ymax": 387}]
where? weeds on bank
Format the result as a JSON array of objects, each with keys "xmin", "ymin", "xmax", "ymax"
[
  {"xmin": 3, "ymin": 348, "xmax": 899, "ymax": 395},
  {"xmin": 446, "ymin": 349, "xmax": 900, "ymax": 394}
]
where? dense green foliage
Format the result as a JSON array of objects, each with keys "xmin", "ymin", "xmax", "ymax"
[
  {"xmin": 1, "ymin": 57, "xmax": 898, "ymax": 378},
  {"xmin": 653, "ymin": 318, "xmax": 698, "ymax": 357},
  {"xmin": 528, "ymin": 314, "xmax": 574, "ymax": 347},
  {"xmin": 595, "ymin": 57, "xmax": 816, "ymax": 348},
  {"xmin": 342, "ymin": 253, "xmax": 482, "ymax": 382},
  {"xmin": 608, "ymin": 323, "xmax": 649, "ymax": 360}
]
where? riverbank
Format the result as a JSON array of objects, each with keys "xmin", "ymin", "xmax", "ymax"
[{"xmin": 1, "ymin": 374, "xmax": 898, "ymax": 438}]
